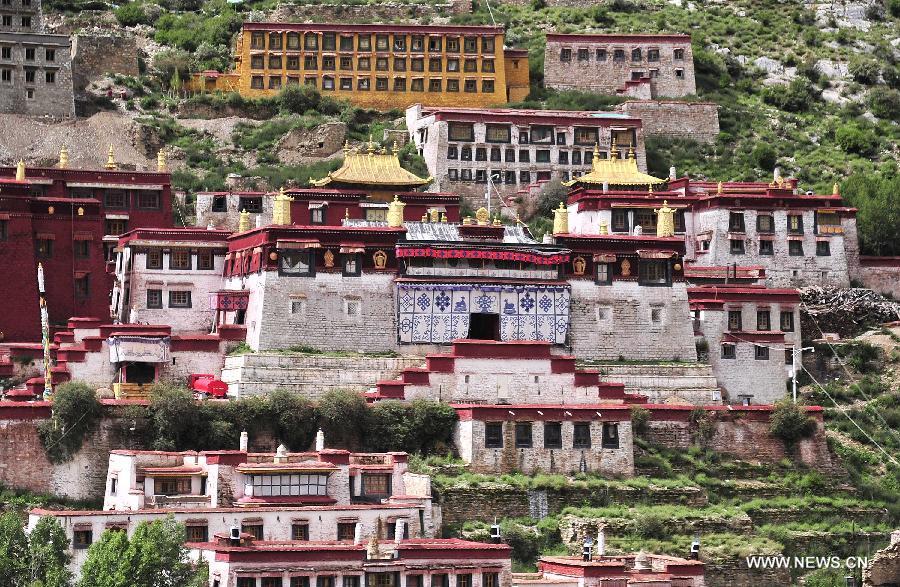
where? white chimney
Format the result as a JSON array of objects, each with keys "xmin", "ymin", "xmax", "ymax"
[
  {"xmin": 239, "ymin": 431, "xmax": 248, "ymax": 452},
  {"xmin": 315, "ymin": 429, "xmax": 325, "ymax": 452},
  {"xmin": 354, "ymin": 522, "xmax": 364, "ymax": 545},
  {"xmin": 597, "ymin": 526, "xmax": 606, "ymax": 556},
  {"xmin": 394, "ymin": 520, "xmax": 405, "ymax": 544},
  {"xmin": 669, "ymin": 166, "xmax": 676, "ymax": 180},
  {"xmin": 274, "ymin": 444, "xmax": 288, "ymax": 463}
]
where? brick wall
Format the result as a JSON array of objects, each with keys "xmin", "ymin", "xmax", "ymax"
[
  {"xmin": 568, "ymin": 280, "xmax": 697, "ymax": 361},
  {"xmin": 619, "ymin": 100, "xmax": 719, "ymax": 144},
  {"xmin": 71, "ymin": 33, "xmax": 139, "ymax": 91},
  {"xmin": 856, "ymin": 257, "xmax": 900, "ymax": 299}
]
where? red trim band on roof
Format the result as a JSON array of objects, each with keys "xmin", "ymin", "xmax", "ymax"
[
  {"xmin": 396, "ymin": 246, "xmax": 569, "ymax": 265},
  {"xmin": 546, "ymin": 33, "xmax": 691, "ymax": 43},
  {"xmin": 242, "ymin": 23, "xmax": 504, "ymax": 34}
]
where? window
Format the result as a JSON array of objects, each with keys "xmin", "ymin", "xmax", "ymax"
[
  {"xmin": 340, "ymin": 77, "xmax": 353, "ymax": 90},
  {"xmin": 375, "ymin": 34, "xmax": 389, "ymax": 51},
  {"xmin": 1, "ymin": 46, "xmax": 10, "ymax": 60},
  {"xmin": 342, "ymin": 254, "xmax": 361, "ymax": 277},
  {"xmin": 356, "ymin": 57, "xmax": 371, "ymax": 71},
  {"xmin": 816, "ymin": 241, "xmax": 831, "ymax": 256},
  {"xmin": 322, "ymin": 76, "xmax": 335, "ymax": 91},
  {"xmin": 147, "ymin": 289, "xmax": 162, "ymax": 309},
  {"xmin": 269, "ymin": 55, "xmax": 282, "ymax": 70},
  {"xmin": 1, "ymin": 16, "xmax": 11, "ymax": 26},
  {"xmin": 393, "ymin": 78, "xmax": 406, "ymax": 91},
  {"xmin": 648, "ymin": 48, "xmax": 660, "ymax": 61},
  {"xmin": 730, "ymin": 239, "xmax": 745, "ymax": 255},
  {"xmin": 74, "ymin": 274, "xmax": 90, "ymax": 300},
  {"xmin": 0, "ymin": 219, "xmax": 6, "ymax": 241},
  {"xmin": 785, "ymin": 347, "xmax": 794, "ymax": 365},
  {"xmin": 489, "ymin": 147, "xmax": 501, "ymax": 162},
  {"xmin": 560, "ymin": 48, "xmax": 572, "ymax": 62},
  {"xmin": 25, "ymin": 69, "xmax": 35, "ymax": 83},
  {"xmin": 137, "ymin": 191, "xmax": 160, "ymax": 209},
  {"xmin": 322, "ymin": 56, "xmax": 336, "ymax": 71},
  {"xmin": 631, "ymin": 48, "xmax": 642, "ymax": 61},
  {"xmin": 759, "ymin": 240, "xmax": 774, "ymax": 256},
  {"xmin": 596, "ymin": 48, "xmax": 607, "ymax": 61},
  {"xmin": 240, "ymin": 522, "xmax": 263, "ymax": 540},
  {"xmin": 358, "ymin": 79, "xmax": 370, "ymax": 93},
  {"xmin": 728, "ymin": 310, "xmax": 742, "ymax": 331},
  {"xmin": 558, "ymin": 151, "xmax": 569, "ymax": 165},
  {"xmin": 456, "ymin": 575, "xmax": 472, "ymax": 587},
  {"xmin": 169, "ymin": 291, "xmax": 192, "ymax": 308},
  {"xmin": 755, "ymin": 345, "xmax": 770, "ymax": 360},
  {"xmin": 337, "ymin": 523, "xmax": 356, "ymax": 541},
  {"xmin": 530, "ymin": 125, "xmax": 553, "ymax": 144},
  {"xmin": 320, "ymin": 32, "xmax": 336, "ymax": 51},
  {"xmin": 157, "ymin": 477, "xmax": 191, "ymax": 495},
  {"xmin": 601, "ymin": 423, "xmax": 619, "ymax": 449},
  {"xmin": 45, "ymin": 70, "xmax": 55, "ymax": 83},
  {"xmin": 186, "ymin": 524, "xmax": 208, "ymax": 542},
  {"xmin": 485, "ymin": 422, "xmax": 503, "ymax": 448},
  {"xmin": 788, "ymin": 214, "xmax": 804, "ymax": 233},
  {"xmin": 73, "ymin": 530, "xmax": 92, "ymax": 549},
  {"xmin": 35, "ymin": 238, "xmax": 52, "ymax": 258},
  {"xmin": 574, "ymin": 127, "xmax": 599, "ymax": 146},
  {"xmin": 572, "ymin": 150, "xmax": 582, "ymax": 165},
  {"xmin": 464, "ymin": 79, "xmax": 477, "ymax": 93},
  {"xmin": 0, "ymin": 68, "xmax": 8, "ymax": 83},
  {"xmin": 287, "ymin": 56, "xmax": 301, "ymax": 71},
  {"xmin": 675, "ymin": 68, "xmax": 684, "ymax": 78},
  {"xmin": 674, "ymin": 48, "xmax": 685, "ymax": 60},
  {"xmin": 728, "ymin": 211, "xmax": 746, "ymax": 232},
  {"xmin": 169, "ymin": 249, "xmax": 191, "ymax": 270},
  {"xmin": 239, "ymin": 196, "xmax": 263, "ymax": 213},
  {"xmin": 410, "ymin": 78, "xmax": 424, "ymax": 92},
  {"xmin": 757, "ymin": 214, "xmax": 774, "ymax": 233},
  {"xmin": 428, "ymin": 57, "xmax": 442, "ymax": 73},
  {"xmin": 780, "ymin": 311, "xmax": 794, "ymax": 332},
  {"xmin": 106, "ymin": 219, "xmax": 127, "ymax": 235},
  {"xmin": 460, "ymin": 146, "xmax": 472, "ymax": 161},
  {"xmin": 544, "ymin": 422, "xmax": 562, "ymax": 449},
  {"xmin": 146, "ymin": 249, "xmax": 162, "ymax": 269},
  {"xmin": 577, "ymin": 48, "xmax": 589, "ymax": 61},
  {"xmin": 447, "ymin": 145, "xmax": 458, "ymax": 160},
  {"xmin": 251, "ymin": 55, "xmax": 264, "ymax": 70},
  {"xmin": 475, "ymin": 170, "xmax": 486, "ymax": 183},
  {"xmin": 394, "ymin": 57, "xmax": 406, "ymax": 71},
  {"xmin": 432, "ymin": 576, "xmax": 449, "ymax": 587},
  {"xmin": 485, "ymin": 124, "xmax": 511, "ymax": 143},
  {"xmin": 343, "ymin": 577, "xmax": 361, "ymax": 587},
  {"xmin": 237, "ymin": 578, "xmax": 256, "ymax": 587},
  {"xmin": 261, "ymin": 579, "xmax": 282, "ymax": 587},
  {"xmin": 789, "ymin": 240, "xmax": 804, "ymax": 256},
  {"xmin": 75, "ymin": 240, "xmax": 90, "ymax": 259},
  {"xmin": 572, "ymin": 422, "xmax": 591, "ymax": 448},
  {"xmin": 24, "ymin": 47, "xmax": 35, "ymax": 61},
  {"xmin": 411, "ymin": 58, "xmax": 424, "ymax": 72},
  {"xmin": 650, "ymin": 307, "xmax": 663, "ymax": 325},
  {"xmin": 757, "ymin": 309, "xmax": 770, "ymax": 331},
  {"xmin": 280, "ymin": 250, "xmax": 315, "ymax": 276},
  {"xmin": 446, "ymin": 79, "xmax": 459, "ymax": 92},
  {"xmin": 376, "ymin": 77, "xmax": 388, "ymax": 91},
  {"xmin": 428, "ymin": 36, "xmax": 442, "ymax": 51},
  {"xmin": 304, "ymin": 56, "xmax": 318, "ymax": 70},
  {"xmin": 393, "ymin": 35, "xmax": 407, "ymax": 51},
  {"xmin": 339, "ymin": 56, "xmax": 352, "ymax": 71},
  {"xmin": 291, "ymin": 579, "xmax": 310, "ymax": 587},
  {"xmin": 519, "ymin": 170, "xmax": 530, "ymax": 184},
  {"xmin": 198, "ymin": 250, "xmax": 214, "ymax": 270},
  {"xmin": 448, "ymin": 122, "xmax": 474, "ymax": 142},
  {"xmin": 721, "ymin": 344, "xmax": 736, "ymax": 359},
  {"xmin": 448, "ymin": 169, "xmax": 458, "ymax": 181},
  {"xmin": 475, "ymin": 147, "xmax": 486, "ymax": 161},
  {"xmin": 514, "ymin": 422, "xmax": 532, "ymax": 448},
  {"xmin": 252, "ymin": 473, "xmax": 327, "ymax": 497},
  {"xmin": 638, "ymin": 260, "xmax": 669, "ymax": 285},
  {"xmin": 428, "ymin": 78, "xmax": 441, "ymax": 92}
]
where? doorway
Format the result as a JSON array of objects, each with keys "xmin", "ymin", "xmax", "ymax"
[
  {"xmin": 468, "ymin": 313, "xmax": 500, "ymax": 340},
  {"xmin": 124, "ymin": 362, "xmax": 156, "ymax": 384}
]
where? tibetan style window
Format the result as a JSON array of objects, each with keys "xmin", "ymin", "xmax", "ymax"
[
  {"xmin": 464, "ymin": 79, "xmax": 477, "ymax": 93},
  {"xmin": 574, "ymin": 127, "xmax": 598, "ymax": 146},
  {"xmin": 269, "ymin": 33, "xmax": 282, "ymax": 50},
  {"xmin": 137, "ymin": 191, "xmax": 160, "ymax": 209},
  {"xmin": 560, "ymin": 48, "xmax": 571, "ymax": 62},
  {"xmin": 73, "ymin": 529, "xmax": 92, "ymax": 549},
  {"xmin": 638, "ymin": 260, "xmax": 670, "ymax": 286},
  {"xmin": 730, "ymin": 239, "xmax": 745, "ymax": 255},
  {"xmin": 322, "ymin": 33, "xmax": 336, "ymax": 51},
  {"xmin": 146, "ymin": 249, "xmax": 162, "ymax": 269},
  {"xmin": 432, "ymin": 575, "xmax": 449, "ymax": 587},
  {"xmin": 361, "ymin": 473, "xmax": 391, "ymax": 497},
  {"xmin": 0, "ymin": 219, "xmax": 7, "ymax": 241},
  {"xmin": 482, "ymin": 59, "xmax": 495, "ymax": 73},
  {"xmin": 490, "ymin": 147, "xmax": 501, "ymax": 162},
  {"xmin": 157, "ymin": 477, "xmax": 191, "ymax": 495},
  {"xmin": 252, "ymin": 473, "xmax": 327, "ymax": 497},
  {"xmin": 287, "ymin": 56, "xmax": 300, "ymax": 70},
  {"xmin": 337, "ymin": 523, "xmax": 356, "ymax": 541},
  {"xmin": 393, "ymin": 35, "xmax": 407, "ymax": 51},
  {"xmin": 536, "ymin": 149, "xmax": 550, "ymax": 163},
  {"xmin": 429, "ymin": 58, "xmax": 442, "ymax": 72},
  {"xmin": 530, "ymin": 125, "xmax": 553, "ymax": 144},
  {"xmin": 342, "ymin": 254, "xmax": 361, "ymax": 277},
  {"xmin": 241, "ymin": 523, "xmax": 263, "ymax": 540},
  {"xmin": 759, "ymin": 240, "xmax": 774, "ymax": 256},
  {"xmin": 674, "ymin": 48, "xmax": 685, "ymax": 59},
  {"xmin": 198, "ymin": 250, "xmax": 214, "ymax": 270},
  {"xmin": 631, "ymin": 48, "xmax": 642, "ymax": 61},
  {"xmin": 185, "ymin": 524, "xmax": 208, "ymax": 542},
  {"xmin": 75, "ymin": 275, "xmax": 90, "ymax": 300},
  {"xmin": 106, "ymin": 219, "xmax": 127, "ymax": 235},
  {"xmin": 755, "ymin": 345, "xmax": 769, "ymax": 361},
  {"xmin": 463, "ymin": 36, "xmax": 477, "ymax": 53},
  {"xmin": 340, "ymin": 35, "xmax": 353, "ymax": 51},
  {"xmin": 428, "ymin": 79, "xmax": 441, "ymax": 92},
  {"xmin": 323, "ymin": 57, "xmax": 335, "ymax": 71},
  {"xmin": 358, "ymin": 34, "xmax": 372, "ymax": 50},
  {"xmin": 75, "ymin": 240, "xmax": 90, "ymax": 259},
  {"xmin": 648, "ymin": 48, "xmax": 660, "ymax": 61},
  {"xmin": 514, "ymin": 422, "xmax": 532, "ymax": 448},
  {"xmin": 721, "ymin": 344, "xmax": 736, "ymax": 359},
  {"xmin": 304, "ymin": 33, "xmax": 318, "ymax": 50},
  {"xmin": 757, "ymin": 214, "xmax": 775, "ymax": 233},
  {"xmin": 558, "ymin": 151, "xmax": 569, "ymax": 165},
  {"xmin": 595, "ymin": 263, "xmax": 612, "ymax": 285},
  {"xmin": 237, "ymin": 578, "xmax": 256, "ymax": 587},
  {"xmin": 577, "ymin": 48, "xmax": 589, "ymax": 61},
  {"xmin": 104, "ymin": 190, "xmax": 127, "ymax": 208},
  {"xmin": 269, "ymin": 55, "xmax": 282, "ymax": 69},
  {"xmin": 596, "ymin": 48, "xmax": 607, "ymax": 61},
  {"xmin": 780, "ymin": 311, "xmax": 794, "ymax": 332},
  {"xmin": 292, "ymin": 578, "xmax": 311, "ymax": 587},
  {"xmin": 544, "ymin": 422, "xmax": 562, "ymax": 449},
  {"xmin": 816, "ymin": 241, "xmax": 831, "ymax": 256},
  {"xmin": 344, "ymin": 577, "xmax": 361, "ymax": 587},
  {"xmin": 169, "ymin": 291, "xmax": 192, "ymax": 308},
  {"xmin": 447, "ymin": 145, "xmax": 458, "ymax": 159},
  {"xmin": 757, "ymin": 309, "xmax": 771, "ymax": 331},
  {"xmin": 358, "ymin": 57, "xmax": 371, "ymax": 71},
  {"xmin": 263, "ymin": 579, "xmax": 282, "ymax": 587},
  {"xmin": 319, "ymin": 577, "xmax": 336, "ymax": 587},
  {"xmin": 456, "ymin": 575, "xmax": 472, "ymax": 587},
  {"xmin": 239, "ymin": 196, "xmax": 262, "ymax": 213},
  {"xmin": 340, "ymin": 56, "xmax": 353, "ymax": 71},
  {"xmin": 448, "ymin": 122, "xmax": 474, "ymax": 142},
  {"xmin": 251, "ymin": 32, "xmax": 265, "ymax": 49},
  {"xmin": 729, "ymin": 211, "xmax": 746, "ymax": 232},
  {"xmin": 518, "ymin": 149, "xmax": 530, "ymax": 163},
  {"xmin": 280, "ymin": 250, "xmax": 315, "ymax": 276},
  {"xmin": 475, "ymin": 147, "xmax": 487, "ymax": 161},
  {"xmin": 287, "ymin": 33, "xmax": 300, "ymax": 49},
  {"xmin": 788, "ymin": 214, "xmax": 804, "ymax": 233},
  {"xmin": 375, "ymin": 34, "xmax": 389, "ymax": 51},
  {"xmin": 292, "ymin": 523, "xmax": 310, "ymax": 540},
  {"xmin": 428, "ymin": 36, "xmax": 442, "ymax": 51},
  {"xmin": 411, "ymin": 35, "xmax": 425, "ymax": 52},
  {"xmin": 486, "ymin": 124, "xmax": 511, "ymax": 143},
  {"xmin": 482, "ymin": 574, "xmax": 498, "ymax": 587},
  {"xmin": 485, "ymin": 422, "xmax": 503, "ymax": 448},
  {"xmin": 728, "ymin": 310, "xmax": 742, "ymax": 331},
  {"xmin": 573, "ymin": 422, "xmax": 591, "ymax": 448},
  {"xmin": 447, "ymin": 58, "xmax": 460, "ymax": 72},
  {"xmin": 601, "ymin": 423, "xmax": 619, "ymax": 449},
  {"xmin": 147, "ymin": 289, "xmax": 162, "ymax": 309},
  {"xmin": 169, "ymin": 249, "xmax": 191, "ymax": 270},
  {"xmin": 611, "ymin": 209, "xmax": 629, "ymax": 232},
  {"xmin": 446, "ymin": 79, "xmax": 459, "ymax": 92},
  {"xmin": 304, "ymin": 56, "xmax": 318, "ymax": 70},
  {"xmin": 789, "ymin": 240, "xmax": 804, "ymax": 256},
  {"xmin": 311, "ymin": 207, "xmax": 325, "ymax": 224}
]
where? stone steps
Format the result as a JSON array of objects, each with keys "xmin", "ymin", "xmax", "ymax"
[{"xmin": 584, "ymin": 362, "xmax": 721, "ymax": 405}]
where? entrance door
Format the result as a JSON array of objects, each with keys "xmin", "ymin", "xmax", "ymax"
[
  {"xmin": 124, "ymin": 362, "xmax": 156, "ymax": 384},
  {"xmin": 468, "ymin": 313, "xmax": 500, "ymax": 340}
]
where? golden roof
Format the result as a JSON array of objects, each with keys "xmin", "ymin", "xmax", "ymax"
[
  {"xmin": 564, "ymin": 145, "xmax": 665, "ymax": 187},
  {"xmin": 310, "ymin": 140, "xmax": 431, "ymax": 188}
]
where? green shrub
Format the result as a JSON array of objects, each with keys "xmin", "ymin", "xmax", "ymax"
[
  {"xmin": 631, "ymin": 406, "xmax": 651, "ymax": 437},
  {"xmin": 849, "ymin": 58, "xmax": 881, "ymax": 85},
  {"xmin": 769, "ymin": 399, "xmax": 817, "ymax": 446},
  {"xmin": 38, "ymin": 382, "xmax": 103, "ymax": 463},
  {"xmin": 835, "ymin": 123, "xmax": 877, "ymax": 156},
  {"xmin": 868, "ymin": 87, "xmax": 900, "ymax": 120},
  {"xmin": 751, "ymin": 143, "xmax": 778, "ymax": 171},
  {"xmin": 114, "ymin": 1, "xmax": 153, "ymax": 26},
  {"xmin": 762, "ymin": 78, "xmax": 820, "ymax": 112}
]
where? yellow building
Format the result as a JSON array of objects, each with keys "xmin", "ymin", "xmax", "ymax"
[{"xmin": 189, "ymin": 23, "xmax": 530, "ymax": 110}]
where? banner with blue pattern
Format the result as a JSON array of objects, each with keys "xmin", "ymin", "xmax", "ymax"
[{"xmin": 397, "ymin": 283, "xmax": 570, "ymax": 344}]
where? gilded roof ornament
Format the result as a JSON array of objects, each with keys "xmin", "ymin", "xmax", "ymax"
[
  {"xmin": 157, "ymin": 149, "xmax": 167, "ymax": 172},
  {"xmin": 563, "ymin": 151, "xmax": 665, "ymax": 188},
  {"xmin": 552, "ymin": 201, "xmax": 569, "ymax": 235},
  {"xmin": 654, "ymin": 200, "xmax": 676, "ymax": 237},
  {"xmin": 58, "ymin": 147, "xmax": 69, "ymax": 169},
  {"xmin": 309, "ymin": 143, "xmax": 431, "ymax": 189},
  {"xmin": 104, "ymin": 146, "xmax": 118, "ymax": 170},
  {"xmin": 238, "ymin": 208, "xmax": 251, "ymax": 232},
  {"xmin": 832, "ymin": 182, "xmax": 839, "ymax": 196},
  {"xmin": 15, "ymin": 159, "xmax": 25, "ymax": 181},
  {"xmin": 717, "ymin": 181, "xmax": 723, "ymax": 194},
  {"xmin": 475, "ymin": 207, "xmax": 490, "ymax": 225}
]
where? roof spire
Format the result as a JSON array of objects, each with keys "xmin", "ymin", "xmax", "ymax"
[
  {"xmin": 58, "ymin": 147, "xmax": 69, "ymax": 169},
  {"xmin": 157, "ymin": 149, "xmax": 167, "ymax": 172},
  {"xmin": 104, "ymin": 146, "xmax": 118, "ymax": 170},
  {"xmin": 15, "ymin": 159, "xmax": 25, "ymax": 181},
  {"xmin": 832, "ymin": 182, "xmax": 839, "ymax": 196}
]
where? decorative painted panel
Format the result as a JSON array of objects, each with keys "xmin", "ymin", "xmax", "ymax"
[{"xmin": 397, "ymin": 283, "xmax": 570, "ymax": 344}]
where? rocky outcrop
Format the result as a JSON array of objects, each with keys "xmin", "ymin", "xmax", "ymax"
[
  {"xmin": 866, "ymin": 530, "xmax": 900, "ymax": 586},
  {"xmin": 275, "ymin": 121, "xmax": 347, "ymax": 165}
]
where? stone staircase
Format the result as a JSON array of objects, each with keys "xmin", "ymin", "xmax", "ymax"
[
  {"xmin": 220, "ymin": 352, "xmax": 425, "ymax": 398},
  {"xmin": 584, "ymin": 362, "xmax": 721, "ymax": 405}
]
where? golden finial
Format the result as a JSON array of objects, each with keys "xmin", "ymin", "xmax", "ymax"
[
  {"xmin": 238, "ymin": 208, "xmax": 251, "ymax": 232},
  {"xmin": 104, "ymin": 146, "xmax": 117, "ymax": 170},
  {"xmin": 832, "ymin": 182, "xmax": 839, "ymax": 196},
  {"xmin": 717, "ymin": 181, "xmax": 723, "ymax": 194},
  {"xmin": 648, "ymin": 183, "xmax": 654, "ymax": 195},
  {"xmin": 430, "ymin": 208, "xmax": 440, "ymax": 223},
  {"xmin": 345, "ymin": 207, "xmax": 350, "ymax": 220},
  {"xmin": 367, "ymin": 134, "xmax": 375, "ymax": 154},
  {"xmin": 628, "ymin": 145, "xmax": 635, "ymax": 160},
  {"xmin": 58, "ymin": 147, "xmax": 69, "ymax": 169},
  {"xmin": 387, "ymin": 195, "xmax": 405, "ymax": 228},
  {"xmin": 343, "ymin": 140, "xmax": 351, "ymax": 154},
  {"xmin": 272, "ymin": 187, "xmax": 294, "ymax": 225},
  {"xmin": 475, "ymin": 207, "xmax": 490, "ymax": 225},
  {"xmin": 492, "ymin": 215, "xmax": 501, "ymax": 226},
  {"xmin": 599, "ymin": 220, "xmax": 609, "ymax": 235},
  {"xmin": 610, "ymin": 140, "xmax": 618, "ymax": 161},
  {"xmin": 462, "ymin": 216, "xmax": 473, "ymax": 225},
  {"xmin": 654, "ymin": 200, "xmax": 675, "ymax": 237},
  {"xmin": 157, "ymin": 149, "xmax": 166, "ymax": 172},
  {"xmin": 15, "ymin": 159, "xmax": 25, "ymax": 181},
  {"xmin": 441, "ymin": 212, "xmax": 447, "ymax": 223},
  {"xmin": 77, "ymin": 206, "xmax": 84, "ymax": 216},
  {"xmin": 392, "ymin": 141, "xmax": 399, "ymax": 155},
  {"xmin": 552, "ymin": 201, "xmax": 569, "ymax": 235},
  {"xmin": 593, "ymin": 143, "xmax": 600, "ymax": 160}
]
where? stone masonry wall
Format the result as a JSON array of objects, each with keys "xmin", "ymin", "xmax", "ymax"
[
  {"xmin": 619, "ymin": 100, "xmax": 720, "ymax": 143},
  {"xmin": 71, "ymin": 33, "xmax": 139, "ymax": 91},
  {"xmin": 568, "ymin": 280, "xmax": 697, "ymax": 362},
  {"xmin": 0, "ymin": 32, "xmax": 75, "ymax": 117},
  {"xmin": 856, "ymin": 258, "xmax": 900, "ymax": 299}
]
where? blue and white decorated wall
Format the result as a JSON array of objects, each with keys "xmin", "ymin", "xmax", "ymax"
[{"xmin": 397, "ymin": 283, "xmax": 570, "ymax": 344}]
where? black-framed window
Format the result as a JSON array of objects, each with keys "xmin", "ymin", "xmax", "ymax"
[
  {"xmin": 780, "ymin": 311, "xmax": 794, "ymax": 332},
  {"xmin": 595, "ymin": 262, "xmax": 612, "ymax": 285},
  {"xmin": 514, "ymin": 422, "xmax": 532, "ymax": 448},
  {"xmin": 104, "ymin": 190, "xmax": 127, "ymax": 208},
  {"xmin": 558, "ymin": 151, "xmax": 569, "ymax": 165},
  {"xmin": 572, "ymin": 150, "xmax": 582, "ymax": 165},
  {"xmin": 536, "ymin": 149, "xmax": 550, "ymax": 163},
  {"xmin": 485, "ymin": 422, "xmax": 503, "ymax": 448},
  {"xmin": 311, "ymin": 208, "xmax": 325, "ymax": 224},
  {"xmin": 186, "ymin": 524, "xmax": 208, "ymax": 542},
  {"xmin": 728, "ymin": 310, "xmax": 742, "ymax": 331},
  {"xmin": 601, "ymin": 423, "xmax": 619, "ymax": 449},
  {"xmin": 279, "ymin": 250, "xmax": 315, "ymax": 277},
  {"xmin": 136, "ymin": 191, "xmax": 160, "ymax": 209},
  {"xmin": 759, "ymin": 240, "xmax": 774, "ymax": 256},
  {"xmin": 785, "ymin": 347, "xmax": 794, "ymax": 365},
  {"xmin": 611, "ymin": 209, "xmax": 629, "ymax": 232},
  {"xmin": 240, "ymin": 523, "xmax": 263, "ymax": 540},
  {"xmin": 237, "ymin": 578, "xmax": 256, "ymax": 587},
  {"xmin": 560, "ymin": 48, "xmax": 571, "ymax": 62},
  {"xmin": 787, "ymin": 214, "xmax": 804, "ymax": 234},
  {"xmin": 730, "ymin": 239, "xmax": 745, "ymax": 255},
  {"xmin": 342, "ymin": 577, "xmax": 360, "ymax": 587},
  {"xmin": 337, "ymin": 523, "xmax": 356, "ymax": 541},
  {"xmin": 573, "ymin": 422, "xmax": 591, "ymax": 448},
  {"xmin": 757, "ymin": 214, "xmax": 774, "ymax": 233},
  {"xmin": 318, "ymin": 577, "xmax": 335, "ymax": 587},
  {"xmin": 816, "ymin": 241, "xmax": 831, "ymax": 256},
  {"xmin": 789, "ymin": 240, "xmax": 804, "ymax": 256},
  {"xmin": 721, "ymin": 344, "xmax": 736, "ymax": 359},
  {"xmin": 490, "ymin": 147, "xmax": 501, "ymax": 162},
  {"xmin": 485, "ymin": 124, "xmax": 510, "ymax": 143},
  {"xmin": 342, "ymin": 254, "xmax": 361, "ymax": 277},
  {"xmin": 75, "ymin": 240, "xmax": 90, "ymax": 259},
  {"xmin": 447, "ymin": 145, "xmax": 458, "ymax": 159},
  {"xmin": 475, "ymin": 147, "xmax": 487, "ymax": 161},
  {"xmin": 291, "ymin": 578, "xmax": 311, "ymax": 587},
  {"xmin": 448, "ymin": 122, "xmax": 474, "ymax": 142},
  {"xmin": 638, "ymin": 260, "xmax": 670, "ymax": 286},
  {"xmin": 169, "ymin": 249, "xmax": 191, "ymax": 270},
  {"xmin": 147, "ymin": 289, "xmax": 162, "ymax": 309},
  {"xmin": 361, "ymin": 473, "xmax": 391, "ymax": 497},
  {"xmin": 460, "ymin": 146, "xmax": 472, "ymax": 161},
  {"xmin": 530, "ymin": 125, "xmax": 553, "ymax": 144},
  {"xmin": 518, "ymin": 150, "xmax": 530, "ymax": 163},
  {"xmin": 35, "ymin": 238, "xmax": 52, "ymax": 258},
  {"xmin": 73, "ymin": 529, "xmax": 92, "ymax": 549},
  {"xmin": 519, "ymin": 171, "xmax": 530, "ymax": 183},
  {"xmin": 755, "ymin": 345, "xmax": 769, "ymax": 360},
  {"xmin": 169, "ymin": 291, "xmax": 192, "ymax": 308},
  {"xmin": 757, "ymin": 310, "xmax": 770, "ymax": 331},
  {"xmin": 198, "ymin": 250, "xmax": 214, "ymax": 270},
  {"xmin": 74, "ymin": 275, "xmax": 90, "ymax": 300},
  {"xmin": 211, "ymin": 195, "xmax": 227, "ymax": 212},
  {"xmin": 239, "ymin": 197, "xmax": 262, "ymax": 213},
  {"xmin": 431, "ymin": 575, "xmax": 449, "ymax": 587},
  {"xmin": 482, "ymin": 573, "xmax": 498, "ymax": 587},
  {"xmin": 544, "ymin": 422, "xmax": 562, "ymax": 449},
  {"xmin": 729, "ymin": 212, "xmax": 745, "ymax": 232},
  {"xmin": 291, "ymin": 523, "xmax": 309, "ymax": 540},
  {"xmin": 146, "ymin": 248, "xmax": 162, "ymax": 269},
  {"xmin": 455, "ymin": 575, "xmax": 472, "ymax": 587}
]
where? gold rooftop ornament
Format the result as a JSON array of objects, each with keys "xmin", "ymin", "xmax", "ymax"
[
  {"xmin": 58, "ymin": 147, "xmax": 69, "ymax": 169},
  {"xmin": 104, "ymin": 146, "xmax": 118, "ymax": 170},
  {"xmin": 564, "ymin": 143, "xmax": 665, "ymax": 188},
  {"xmin": 238, "ymin": 208, "xmax": 251, "ymax": 232},
  {"xmin": 552, "ymin": 201, "xmax": 569, "ymax": 235},
  {"xmin": 475, "ymin": 207, "xmax": 490, "ymax": 225},
  {"xmin": 387, "ymin": 195, "xmax": 405, "ymax": 228},
  {"xmin": 157, "ymin": 149, "xmax": 167, "ymax": 172},
  {"xmin": 833, "ymin": 182, "xmax": 840, "ymax": 196},
  {"xmin": 272, "ymin": 187, "xmax": 294, "ymax": 225},
  {"xmin": 310, "ymin": 139, "xmax": 431, "ymax": 190},
  {"xmin": 599, "ymin": 220, "xmax": 609, "ymax": 235},
  {"xmin": 15, "ymin": 159, "xmax": 25, "ymax": 181},
  {"xmin": 654, "ymin": 200, "xmax": 676, "ymax": 237}
]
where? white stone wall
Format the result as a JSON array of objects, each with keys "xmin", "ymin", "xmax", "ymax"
[
  {"xmin": 457, "ymin": 419, "xmax": 634, "ymax": 476},
  {"xmin": 195, "ymin": 192, "xmax": 273, "ymax": 231},
  {"xmin": 568, "ymin": 280, "xmax": 697, "ymax": 361}
]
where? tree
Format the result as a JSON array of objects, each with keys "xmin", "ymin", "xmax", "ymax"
[
  {"xmin": 849, "ymin": 57, "xmax": 881, "ymax": 85},
  {"xmin": 37, "ymin": 381, "xmax": 102, "ymax": 463},
  {"xmin": 0, "ymin": 512, "xmax": 29, "ymax": 586},
  {"xmin": 269, "ymin": 389, "xmax": 319, "ymax": 451},
  {"xmin": 868, "ymin": 86, "xmax": 900, "ymax": 120},
  {"xmin": 27, "ymin": 516, "xmax": 73, "ymax": 587},
  {"xmin": 79, "ymin": 517, "xmax": 207, "ymax": 587},
  {"xmin": 318, "ymin": 389, "xmax": 369, "ymax": 449},
  {"xmin": 769, "ymin": 399, "xmax": 817, "ymax": 446},
  {"xmin": 840, "ymin": 173, "xmax": 900, "ymax": 255},
  {"xmin": 278, "ymin": 83, "xmax": 322, "ymax": 115}
]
